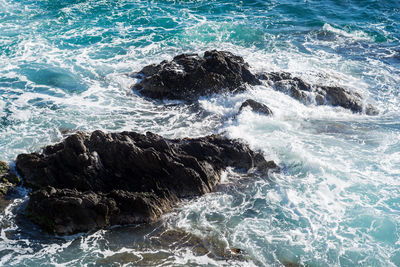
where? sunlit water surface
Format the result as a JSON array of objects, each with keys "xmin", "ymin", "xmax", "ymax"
[{"xmin": 0, "ymin": 0, "xmax": 400, "ymax": 266}]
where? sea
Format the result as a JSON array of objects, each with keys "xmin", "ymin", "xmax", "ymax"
[{"xmin": 0, "ymin": 0, "xmax": 400, "ymax": 266}]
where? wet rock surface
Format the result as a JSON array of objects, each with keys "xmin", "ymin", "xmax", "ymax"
[
  {"xmin": 0, "ymin": 161, "xmax": 21, "ymax": 212},
  {"xmin": 25, "ymin": 186, "xmax": 177, "ymax": 235},
  {"xmin": 132, "ymin": 50, "xmax": 261, "ymax": 100},
  {"xmin": 259, "ymin": 72, "xmax": 378, "ymax": 115},
  {"xmin": 16, "ymin": 131, "xmax": 271, "ymax": 235},
  {"xmin": 131, "ymin": 50, "xmax": 377, "ymax": 114},
  {"xmin": 239, "ymin": 99, "xmax": 273, "ymax": 116}
]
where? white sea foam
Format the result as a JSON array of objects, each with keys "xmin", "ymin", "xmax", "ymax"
[
  {"xmin": 0, "ymin": 1, "xmax": 399, "ymax": 266},
  {"xmin": 322, "ymin": 23, "xmax": 373, "ymax": 41}
]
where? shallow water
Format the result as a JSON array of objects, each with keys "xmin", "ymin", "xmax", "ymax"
[{"xmin": 0, "ymin": 0, "xmax": 400, "ymax": 266}]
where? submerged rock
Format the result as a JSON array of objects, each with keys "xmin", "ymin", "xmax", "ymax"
[
  {"xmin": 154, "ymin": 229, "xmax": 209, "ymax": 256},
  {"xmin": 16, "ymin": 131, "xmax": 272, "ymax": 235},
  {"xmin": 132, "ymin": 50, "xmax": 261, "ymax": 100},
  {"xmin": 149, "ymin": 229, "xmax": 248, "ymax": 262},
  {"xmin": 97, "ymin": 252, "xmax": 141, "ymax": 266},
  {"xmin": 281, "ymin": 260, "xmax": 302, "ymax": 267},
  {"xmin": 96, "ymin": 228, "xmax": 251, "ymax": 266},
  {"xmin": 239, "ymin": 99, "xmax": 273, "ymax": 116},
  {"xmin": 259, "ymin": 72, "xmax": 378, "ymax": 115}
]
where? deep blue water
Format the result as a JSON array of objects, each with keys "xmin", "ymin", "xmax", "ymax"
[{"xmin": 1, "ymin": 0, "xmax": 400, "ymax": 266}]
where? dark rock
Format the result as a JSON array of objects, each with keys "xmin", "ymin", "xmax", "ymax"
[
  {"xmin": 26, "ymin": 186, "xmax": 177, "ymax": 235},
  {"xmin": 16, "ymin": 131, "xmax": 272, "ymax": 235},
  {"xmin": 315, "ymin": 94, "xmax": 325, "ymax": 105},
  {"xmin": 132, "ymin": 50, "xmax": 261, "ymax": 100},
  {"xmin": 0, "ymin": 160, "xmax": 21, "ymax": 212},
  {"xmin": 259, "ymin": 72, "xmax": 378, "ymax": 115},
  {"xmin": 365, "ymin": 103, "xmax": 379, "ymax": 115},
  {"xmin": 26, "ymin": 187, "xmax": 109, "ymax": 234},
  {"xmin": 0, "ymin": 180, "xmax": 13, "ymax": 212},
  {"xmin": 320, "ymin": 85, "xmax": 363, "ymax": 112},
  {"xmin": 259, "ymin": 72, "xmax": 310, "ymax": 103},
  {"xmin": 239, "ymin": 99, "xmax": 273, "ymax": 116},
  {"xmin": 132, "ymin": 50, "xmax": 377, "ymax": 114},
  {"xmin": 2, "ymin": 172, "xmax": 21, "ymax": 185}
]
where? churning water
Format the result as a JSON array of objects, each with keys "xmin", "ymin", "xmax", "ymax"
[{"xmin": 1, "ymin": 0, "xmax": 400, "ymax": 266}]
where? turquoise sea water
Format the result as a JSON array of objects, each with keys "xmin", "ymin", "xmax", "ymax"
[{"xmin": 1, "ymin": 0, "xmax": 400, "ymax": 266}]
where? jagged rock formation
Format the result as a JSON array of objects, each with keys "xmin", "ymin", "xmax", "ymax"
[
  {"xmin": 131, "ymin": 50, "xmax": 377, "ymax": 114},
  {"xmin": 16, "ymin": 131, "xmax": 272, "ymax": 235},
  {"xmin": 132, "ymin": 50, "xmax": 261, "ymax": 100},
  {"xmin": 259, "ymin": 72, "xmax": 378, "ymax": 115}
]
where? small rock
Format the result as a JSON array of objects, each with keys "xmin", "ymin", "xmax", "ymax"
[
  {"xmin": 231, "ymin": 248, "xmax": 243, "ymax": 254},
  {"xmin": 315, "ymin": 94, "xmax": 325, "ymax": 105},
  {"xmin": 239, "ymin": 99, "xmax": 273, "ymax": 116},
  {"xmin": 365, "ymin": 103, "xmax": 379, "ymax": 115}
]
